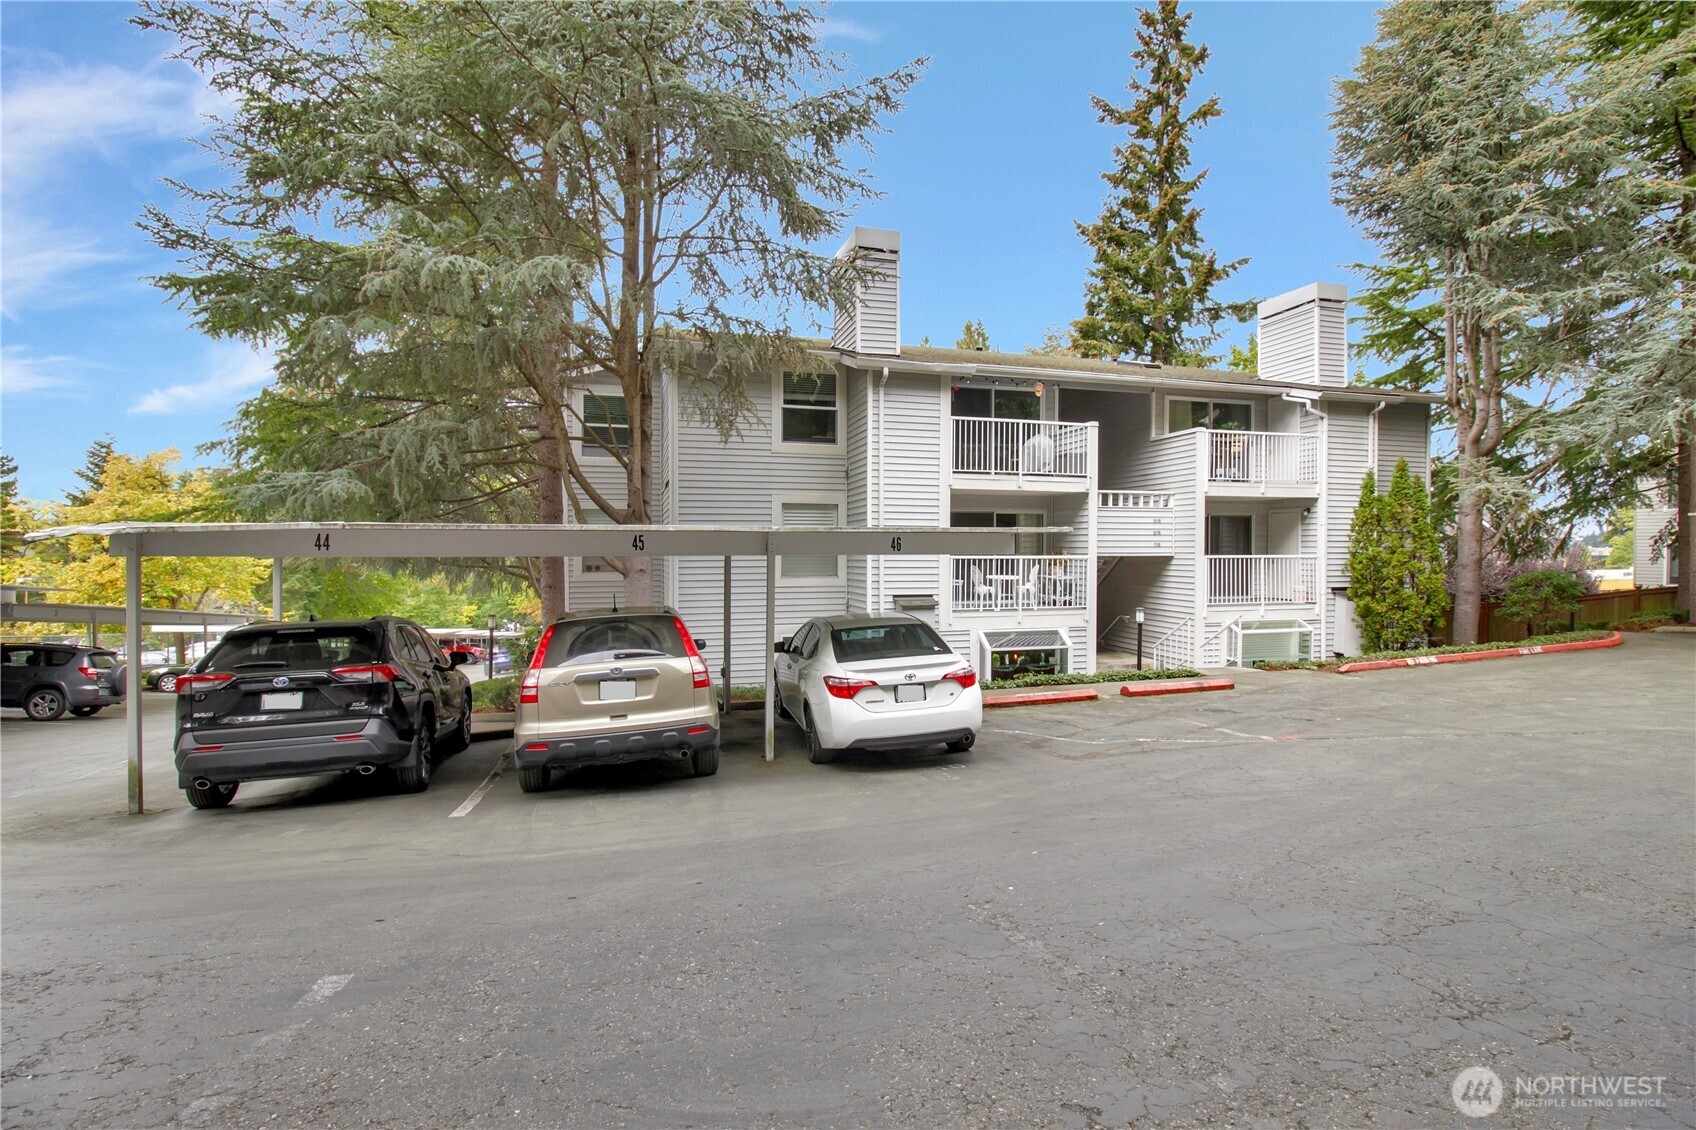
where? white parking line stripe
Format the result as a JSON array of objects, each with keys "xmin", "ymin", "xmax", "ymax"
[
  {"xmin": 294, "ymin": 974, "xmax": 352, "ymax": 1006},
  {"xmin": 449, "ymin": 753, "xmax": 508, "ymax": 818}
]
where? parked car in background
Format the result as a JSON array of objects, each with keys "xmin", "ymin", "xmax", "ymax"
[
  {"xmin": 173, "ymin": 616, "xmax": 475, "ymax": 809},
  {"xmin": 513, "ymin": 607, "xmax": 718, "ymax": 793},
  {"xmin": 145, "ymin": 664, "xmax": 193, "ymax": 692},
  {"xmin": 774, "ymin": 614, "xmax": 981, "ymax": 764},
  {"xmin": 1, "ymin": 643, "xmax": 127, "ymax": 720}
]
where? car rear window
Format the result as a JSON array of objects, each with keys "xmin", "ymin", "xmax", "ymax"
[
  {"xmin": 829, "ymin": 622, "xmax": 953, "ymax": 662},
  {"xmin": 540, "ymin": 615, "xmax": 686, "ymax": 667},
  {"xmin": 83, "ymin": 652, "xmax": 117, "ymax": 670},
  {"xmin": 205, "ymin": 626, "xmax": 380, "ymax": 670}
]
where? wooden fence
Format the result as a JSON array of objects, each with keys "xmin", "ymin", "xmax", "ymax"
[{"xmin": 1445, "ymin": 585, "xmax": 1680, "ymax": 644}]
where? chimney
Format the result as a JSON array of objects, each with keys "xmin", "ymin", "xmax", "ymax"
[
  {"xmin": 1257, "ymin": 283, "xmax": 1347, "ymax": 386},
  {"xmin": 832, "ymin": 227, "xmax": 900, "ymax": 356}
]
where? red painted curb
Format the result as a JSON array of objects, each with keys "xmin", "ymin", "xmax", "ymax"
[
  {"xmin": 1120, "ymin": 677, "xmax": 1235, "ymax": 697},
  {"xmin": 984, "ymin": 688, "xmax": 1101, "ymax": 708},
  {"xmin": 1334, "ymin": 632, "xmax": 1624, "ymax": 674}
]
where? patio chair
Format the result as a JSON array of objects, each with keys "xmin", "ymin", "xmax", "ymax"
[{"xmin": 967, "ymin": 565, "xmax": 994, "ymax": 609}]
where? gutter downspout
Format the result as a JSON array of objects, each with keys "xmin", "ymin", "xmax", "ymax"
[{"xmin": 1366, "ymin": 400, "xmax": 1387, "ymax": 480}]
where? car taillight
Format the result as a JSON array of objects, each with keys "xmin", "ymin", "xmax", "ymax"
[
  {"xmin": 177, "ymin": 673, "xmax": 234, "ymax": 696},
  {"xmin": 942, "ymin": 667, "xmax": 978, "ymax": 690},
  {"xmin": 673, "ymin": 617, "xmax": 712, "ymax": 689},
  {"xmin": 824, "ymin": 675, "xmax": 877, "ymax": 699},
  {"xmin": 331, "ymin": 664, "xmax": 401, "ymax": 683},
  {"xmin": 79, "ymin": 666, "xmax": 101, "ymax": 681},
  {"xmin": 521, "ymin": 625, "xmax": 556, "ymax": 705}
]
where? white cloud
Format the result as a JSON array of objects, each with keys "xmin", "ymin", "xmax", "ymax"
[
  {"xmin": 1, "ymin": 60, "xmax": 209, "ymax": 194},
  {"xmin": 818, "ymin": 16, "xmax": 882, "ymax": 43},
  {"xmin": 0, "ymin": 224, "xmax": 126, "ymax": 319},
  {"xmin": 130, "ymin": 342, "xmax": 276, "ymax": 415},
  {"xmin": 0, "ymin": 345, "xmax": 77, "ymax": 395}
]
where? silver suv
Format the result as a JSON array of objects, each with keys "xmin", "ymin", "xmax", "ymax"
[
  {"xmin": 514, "ymin": 607, "xmax": 719, "ymax": 793},
  {"xmin": 1, "ymin": 643, "xmax": 126, "ymax": 720}
]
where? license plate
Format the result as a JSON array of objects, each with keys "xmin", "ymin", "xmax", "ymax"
[
  {"xmin": 260, "ymin": 691, "xmax": 303, "ymax": 711},
  {"xmin": 599, "ymin": 679, "xmax": 637, "ymax": 702},
  {"xmin": 895, "ymin": 684, "xmax": 926, "ymax": 703}
]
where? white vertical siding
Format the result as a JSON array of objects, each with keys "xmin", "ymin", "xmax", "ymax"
[{"xmin": 1325, "ymin": 403, "xmax": 1373, "ymax": 590}]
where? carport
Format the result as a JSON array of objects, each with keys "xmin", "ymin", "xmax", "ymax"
[{"xmin": 26, "ymin": 521, "xmax": 1029, "ymax": 813}]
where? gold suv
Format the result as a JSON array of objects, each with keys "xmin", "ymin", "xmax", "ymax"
[{"xmin": 513, "ymin": 607, "xmax": 719, "ymax": 793}]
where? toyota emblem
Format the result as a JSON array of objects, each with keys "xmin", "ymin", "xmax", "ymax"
[
  {"xmin": 904, "ymin": 672, "xmax": 917, "ymax": 681},
  {"xmin": 272, "ymin": 676, "xmax": 290, "ymax": 688}
]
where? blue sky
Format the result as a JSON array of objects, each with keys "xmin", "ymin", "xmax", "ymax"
[{"xmin": 0, "ymin": 1, "xmax": 1386, "ymax": 503}]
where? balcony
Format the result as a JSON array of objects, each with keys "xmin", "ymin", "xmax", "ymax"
[
  {"xmin": 1205, "ymin": 430, "xmax": 1317, "ymax": 495},
  {"xmin": 952, "ymin": 418, "xmax": 1095, "ymax": 491},
  {"xmin": 1206, "ymin": 555, "xmax": 1319, "ymax": 607},
  {"xmin": 951, "ymin": 555, "xmax": 1090, "ymax": 614},
  {"xmin": 1096, "ymin": 491, "xmax": 1175, "ymax": 556}
]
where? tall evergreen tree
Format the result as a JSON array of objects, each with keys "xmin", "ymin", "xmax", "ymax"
[
  {"xmin": 1347, "ymin": 461, "xmax": 1449, "ymax": 652},
  {"xmin": 1072, "ymin": 0, "xmax": 1251, "ymax": 365},
  {"xmin": 137, "ymin": 1, "xmax": 921, "ymax": 617},
  {"xmin": 64, "ymin": 435, "xmax": 115, "ymax": 508},
  {"xmin": 955, "ymin": 320, "xmax": 990, "ymax": 351}
]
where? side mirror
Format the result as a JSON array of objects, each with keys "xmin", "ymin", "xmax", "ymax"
[
  {"xmin": 774, "ymin": 638, "xmax": 790, "ymax": 655},
  {"xmin": 447, "ymin": 651, "xmax": 471, "ymax": 668},
  {"xmin": 693, "ymin": 638, "xmax": 709, "ymax": 651}
]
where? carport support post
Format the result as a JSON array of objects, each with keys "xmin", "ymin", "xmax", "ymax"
[
  {"xmin": 722, "ymin": 556, "xmax": 732, "ymax": 709},
  {"xmin": 764, "ymin": 551, "xmax": 776, "ymax": 762},
  {"xmin": 122, "ymin": 539, "xmax": 144, "ymax": 814},
  {"xmin": 272, "ymin": 558, "xmax": 283, "ymax": 620}
]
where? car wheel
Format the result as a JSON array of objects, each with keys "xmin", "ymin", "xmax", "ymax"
[
  {"xmin": 947, "ymin": 732, "xmax": 976, "ymax": 753},
  {"xmin": 440, "ymin": 700, "xmax": 473, "ymax": 755},
  {"xmin": 518, "ymin": 767, "xmax": 550, "ymax": 793},
  {"xmin": 157, "ymin": 673, "xmax": 179, "ymax": 693},
  {"xmin": 691, "ymin": 743, "xmax": 720, "ymax": 778},
  {"xmin": 186, "ymin": 780, "xmax": 238, "ymax": 809},
  {"xmin": 70, "ymin": 705, "xmax": 101, "ymax": 717},
  {"xmin": 24, "ymin": 688, "xmax": 66, "ymax": 721},
  {"xmin": 392, "ymin": 722, "xmax": 434, "ymax": 794},
  {"xmin": 804, "ymin": 705, "xmax": 836, "ymax": 765},
  {"xmin": 774, "ymin": 675, "xmax": 792, "ymax": 721}
]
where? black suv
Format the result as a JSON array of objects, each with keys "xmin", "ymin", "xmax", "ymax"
[
  {"xmin": 1, "ymin": 643, "xmax": 126, "ymax": 720},
  {"xmin": 174, "ymin": 617, "xmax": 475, "ymax": 809}
]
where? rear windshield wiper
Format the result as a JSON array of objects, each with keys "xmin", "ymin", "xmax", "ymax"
[{"xmin": 613, "ymin": 649, "xmax": 666, "ymax": 659}]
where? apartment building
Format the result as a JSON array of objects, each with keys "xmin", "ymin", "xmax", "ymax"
[{"xmin": 567, "ymin": 228, "xmax": 1436, "ymax": 680}]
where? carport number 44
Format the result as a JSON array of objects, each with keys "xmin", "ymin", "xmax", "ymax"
[{"xmin": 313, "ymin": 533, "xmax": 332, "ymax": 552}]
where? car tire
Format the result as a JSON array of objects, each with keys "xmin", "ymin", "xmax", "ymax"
[
  {"xmin": 691, "ymin": 743, "xmax": 720, "ymax": 778},
  {"xmin": 157, "ymin": 673, "xmax": 179, "ymax": 693},
  {"xmin": 70, "ymin": 705, "xmax": 101, "ymax": 717},
  {"xmin": 24, "ymin": 687, "xmax": 66, "ymax": 722},
  {"xmin": 392, "ymin": 722, "xmax": 434, "ymax": 794},
  {"xmin": 947, "ymin": 732, "xmax": 976, "ymax": 753},
  {"xmin": 186, "ymin": 780, "xmax": 238, "ymax": 809},
  {"xmin": 518, "ymin": 767, "xmax": 550, "ymax": 793},
  {"xmin": 440, "ymin": 700, "xmax": 473, "ymax": 755},
  {"xmin": 774, "ymin": 675, "xmax": 792, "ymax": 721},
  {"xmin": 804, "ymin": 705, "xmax": 836, "ymax": 765}
]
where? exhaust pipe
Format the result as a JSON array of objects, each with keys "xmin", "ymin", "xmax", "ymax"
[
  {"xmin": 192, "ymin": 777, "xmax": 215, "ymax": 791},
  {"xmin": 355, "ymin": 763, "xmax": 377, "ymax": 776}
]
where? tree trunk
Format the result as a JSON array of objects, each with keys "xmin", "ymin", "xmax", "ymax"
[
  {"xmin": 533, "ymin": 407, "xmax": 568, "ymax": 624},
  {"xmin": 1677, "ymin": 431, "xmax": 1692, "ymax": 617},
  {"xmin": 1452, "ymin": 487, "xmax": 1486, "ymax": 644}
]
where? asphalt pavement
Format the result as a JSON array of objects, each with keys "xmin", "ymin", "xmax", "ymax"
[{"xmin": 2, "ymin": 633, "xmax": 1692, "ymax": 1128}]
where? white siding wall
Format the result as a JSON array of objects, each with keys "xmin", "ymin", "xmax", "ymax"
[
  {"xmin": 1377, "ymin": 403, "xmax": 1430, "ymax": 484},
  {"xmin": 845, "ymin": 371, "xmax": 870, "ymax": 612},
  {"xmin": 868, "ymin": 373, "xmax": 946, "ymax": 615},
  {"xmin": 1635, "ymin": 507, "xmax": 1678, "ymax": 587},
  {"xmin": 1325, "ymin": 403, "xmax": 1374, "ymax": 591},
  {"xmin": 1103, "ymin": 428, "xmax": 1203, "ymax": 662},
  {"xmin": 832, "ymin": 241, "xmax": 900, "ymax": 355},
  {"xmin": 670, "ymin": 374, "xmax": 849, "ymax": 684}
]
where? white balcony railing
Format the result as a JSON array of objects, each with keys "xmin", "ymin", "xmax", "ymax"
[
  {"xmin": 1206, "ymin": 555, "xmax": 1319, "ymax": 606},
  {"xmin": 1207, "ymin": 430, "xmax": 1317, "ymax": 485},
  {"xmin": 952, "ymin": 555, "xmax": 1090, "ymax": 613},
  {"xmin": 953, "ymin": 418, "xmax": 1093, "ymax": 479},
  {"xmin": 1097, "ymin": 491, "xmax": 1175, "ymax": 555}
]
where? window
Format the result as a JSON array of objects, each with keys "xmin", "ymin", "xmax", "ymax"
[
  {"xmin": 1168, "ymin": 398, "xmax": 1252, "ymax": 433},
  {"xmin": 779, "ymin": 499, "xmax": 841, "ymax": 581},
  {"xmin": 953, "ymin": 386, "xmax": 1040, "ymax": 421},
  {"xmin": 953, "ymin": 510, "xmax": 1046, "ymax": 556},
  {"xmin": 779, "ymin": 371, "xmax": 838, "ymax": 445},
  {"xmin": 1206, "ymin": 515, "xmax": 1253, "ymax": 556},
  {"xmin": 583, "ymin": 392, "xmax": 630, "ymax": 455}
]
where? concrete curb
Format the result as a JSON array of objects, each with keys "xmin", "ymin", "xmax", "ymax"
[
  {"xmin": 1119, "ymin": 677, "xmax": 1236, "ymax": 698},
  {"xmin": 1333, "ymin": 631, "xmax": 1624, "ymax": 674},
  {"xmin": 984, "ymin": 688, "xmax": 1101, "ymax": 708}
]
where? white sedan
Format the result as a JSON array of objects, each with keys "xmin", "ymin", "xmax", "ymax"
[{"xmin": 773, "ymin": 614, "xmax": 982, "ymax": 764}]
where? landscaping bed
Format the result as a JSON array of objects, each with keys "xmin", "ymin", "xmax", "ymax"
[{"xmin": 1257, "ymin": 629, "xmax": 1617, "ymax": 671}]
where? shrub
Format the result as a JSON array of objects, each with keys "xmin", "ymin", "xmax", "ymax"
[
  {"xmin": 1347, "ymin": 460, "xmax": 1449, "ymax": 650},
  {"xmin": 474, "ymin": 675, "xmax": 520, "ymax": 712},
  {"xmin": 1499, "ymin": 569, "xmax": 1588, "ymax": 634}
]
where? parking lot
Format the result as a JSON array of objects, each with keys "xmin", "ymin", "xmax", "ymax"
[{"xmin": 3, "ymin": 633, "xmax": 1692, "ymax": 1128}]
